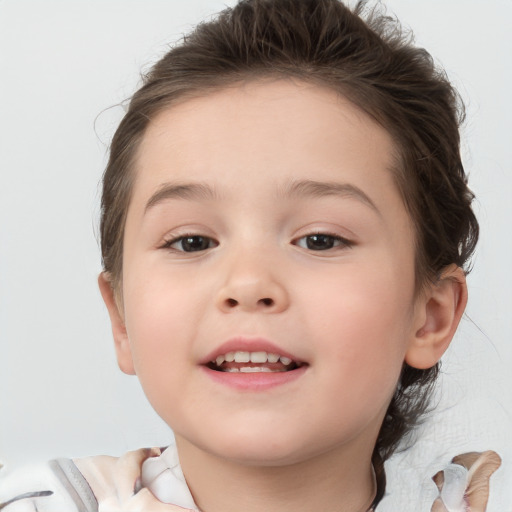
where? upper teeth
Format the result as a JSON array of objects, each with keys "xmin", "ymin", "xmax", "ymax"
[{"xmin": 214, "ymin": 351, "xmax": 293, "ymax": 366}]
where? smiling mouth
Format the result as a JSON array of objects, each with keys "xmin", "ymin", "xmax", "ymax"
[{"xmin": 206, "ymin": 350, "xmax": 306, "ymax": 373}]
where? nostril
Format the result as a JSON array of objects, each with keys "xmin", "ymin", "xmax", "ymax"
[{"xmin": 222, "ymin": 297, "xmax": 276, "ymax": 309}]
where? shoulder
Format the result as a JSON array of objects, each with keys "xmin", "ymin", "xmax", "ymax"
[{"xmin": 0, "ymin": 448, "xmax": 192, "ymax": 512}]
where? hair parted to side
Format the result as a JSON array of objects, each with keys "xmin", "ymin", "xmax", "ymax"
[{"xmin": 100, "ymin": 0, "xmax": 478, "ymax": 504}]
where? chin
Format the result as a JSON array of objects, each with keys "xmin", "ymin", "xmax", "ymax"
[
  {"xmin": 215, "ymin": 444, "xmax": 308, "ymax": 468},
  {"xmin": 183, "ymin": 420, "xmax": 311, "ymax": 467}
]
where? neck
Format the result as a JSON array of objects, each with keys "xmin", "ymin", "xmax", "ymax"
[{"xmin": 175, "ymin": 436, "xmax": 377, "ymax": 512}]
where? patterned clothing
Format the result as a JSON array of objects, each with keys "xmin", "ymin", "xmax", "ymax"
[
  {"xmin": 0, "ymin": 445, "xmax": 500, "ymax": 511},
  {"xmin": 0, "ymin": 447, "xmax": 189, "ymax": 512}
]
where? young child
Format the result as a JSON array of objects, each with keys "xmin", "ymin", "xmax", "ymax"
[{"xmin": 0, "ymin": 0, "xmax": 502, "ymax": 510}]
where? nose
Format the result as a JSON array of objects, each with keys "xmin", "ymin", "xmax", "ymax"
[{"xmin": 215, "ymin": 254, "xmax": 290, "ymax": 314}]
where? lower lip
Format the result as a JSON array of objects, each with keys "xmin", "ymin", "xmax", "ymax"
[{"xmin": 200, "ymin": 365, "xmax": 308, "ymax": 391}]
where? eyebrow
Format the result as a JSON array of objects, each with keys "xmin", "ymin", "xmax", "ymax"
[
  {"xmin": 144, "ymin": 178, "xmax": 380, "ymax": 215},
  {"xmin": 279, "ymin": 179, "xmax": 381, "ymax": 215},
  {"xmin": 145, "ymin": 182, "xmax": 221, "ymax": 213}
]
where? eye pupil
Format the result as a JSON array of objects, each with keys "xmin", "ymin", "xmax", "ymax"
[
  {"xmin": 182, "ymin": 236, "xmax": 210, "ymax": 252},
  {"xmin": 306, "ymin": 234, "xmax": 335, "ymax": 250}
]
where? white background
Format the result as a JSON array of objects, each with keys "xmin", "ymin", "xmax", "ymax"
[{"xmin": 1, "ymin": 1, "xmax": 511, "ymax": 509}]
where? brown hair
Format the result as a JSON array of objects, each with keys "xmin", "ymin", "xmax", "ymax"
[{"xmin": 100, "ymin": 0, "xmax": 479, "ymax": 504}]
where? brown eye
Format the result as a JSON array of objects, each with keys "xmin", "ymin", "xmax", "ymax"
[
  {"xmin": 306, "ymin": 234, "xmax": 335, "ymax": 250},
  {"xmin": 169, "ymin": 235, "xmax": 217, "ymax": 252},
  {"xmin": 295, "ymin": 234, "xmax": 351, "ymax": 251}
]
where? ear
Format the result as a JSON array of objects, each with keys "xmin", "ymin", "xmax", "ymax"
[
  {"xmin": 405, "ymin": 265, "xmax": 468, "ymax": 370},
  {"xmin": 98, "ymin": 272, "xmax": 135, "ymax": 375}
]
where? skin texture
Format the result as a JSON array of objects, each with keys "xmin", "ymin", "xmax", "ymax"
[{"xmin": 99, "ymin": 79, "xmax": 467, "ymax": 512}]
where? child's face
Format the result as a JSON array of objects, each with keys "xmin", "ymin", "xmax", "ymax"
[{"xmin": 113, "ymin": 80, "xmax": 426, "ymax": 466}]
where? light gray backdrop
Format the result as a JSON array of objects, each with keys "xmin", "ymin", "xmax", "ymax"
[{"xmin": 1, "ymin": 1, "xmax": 511, "ymax": 510}]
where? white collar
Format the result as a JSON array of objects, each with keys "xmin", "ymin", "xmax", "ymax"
[{"xmin": 141, "ymin": 444, "xmax": 199, "ymax": 511}]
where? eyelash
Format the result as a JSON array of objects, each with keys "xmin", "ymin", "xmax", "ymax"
[
  {"xmin": 161, "ymin": 234, "xmax": 219, "ymax": 253},
  {"xmin": 160, "ymin": 232, "xmax": 353, "ymax": 253},
  {"xmin": 293, "ymin": 232, "xmax": 353, "ymax": 251}
]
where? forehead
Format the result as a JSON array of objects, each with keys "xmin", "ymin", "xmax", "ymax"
[{"xmin": 130, "ymin": 79, "xmax": 401, "ymax": 214}]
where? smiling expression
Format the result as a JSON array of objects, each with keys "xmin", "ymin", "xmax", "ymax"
[{"xmin": 114, "ymin": 79, "xmax": 426, "ymax": 466}]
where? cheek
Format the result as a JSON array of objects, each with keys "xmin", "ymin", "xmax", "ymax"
[
  {"xmin": 120, "ymin": 276, "xmax": 201, "ymax": 423},
  {"xmin": 307, "ymin": 259, "xmax": 413, "ymax": 337},
  {"xmin": 121, "ymin": 265, "xmax": 198, "ymax": 375},
  {"xmin": 300, "ymin": 258, "xmax": 415, "ymax": 392}
]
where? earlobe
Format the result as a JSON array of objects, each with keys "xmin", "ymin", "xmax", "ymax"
[
  {"xmin": 98, "ymin": 272, "xmax": 136, "ymax": 375},
  {"xmin": 405, "ymin": 266, "xmax": 468, "ymax": 370}
]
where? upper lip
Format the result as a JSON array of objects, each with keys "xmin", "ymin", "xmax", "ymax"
[{"xmin": 200, "ymin": 336, "xmax": 305, "ymax": 365}]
